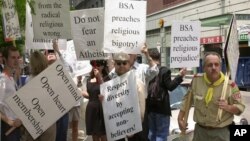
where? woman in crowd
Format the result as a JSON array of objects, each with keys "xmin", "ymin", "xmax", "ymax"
[
  {"xmin": 83, "ymin": 60, "xmax": 109, "ymax": 141},
  {"xmin": 20, "ymin": 51, "xmax": 56, "ymax": 141}
]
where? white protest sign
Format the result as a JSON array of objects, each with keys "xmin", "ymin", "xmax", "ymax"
[
  {"xmin": 103, "ymin": 0, "xmax": 146, "ymax": 54},
  {"xmin": 5, "ymin": 60, "xmax": 82, "ymax": 139},
  {"xmin": 25, "ymin": 2, "xmax": 66, "ymax": 50},
  {"xmin": 70, "ymin": 8, "xmax": 108, "ymax": 60},
  {"xmin": 32, "ymin": 0, "xmax": 71, "ymax": 39},
  {"xmin": 100, "ymin": 71, "xmax": 142, "ymax": 141},
  {"xmin": 25, "ymin": 1, "xmax": 51, "ymax": 49},
  {"xmin": 170, "ymin": 21, "xmax": 201, "ymax": 68},
  {"xmin": 60, "ymin": 40, "xmax": 92, "ymax": 76},
  {"xmin": 1, "ymin": 0, "xmax": 21, "ymax": 41},
  {"xmin": 225, "ymin": 15, "xmax": 239, "ymax": 81}
]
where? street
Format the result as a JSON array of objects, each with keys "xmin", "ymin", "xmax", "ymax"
[{"xmin": 239, "ymin": 91, "xmax": 250, "ymax": 123}]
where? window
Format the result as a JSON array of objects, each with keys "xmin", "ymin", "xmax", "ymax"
[
  {"xmin": 163, "ymin": 0, "xmax": 176, "ymax": 5},
  {"xmin": 163, "ymin": 0, "xmax": 186, "ymax": 6}
]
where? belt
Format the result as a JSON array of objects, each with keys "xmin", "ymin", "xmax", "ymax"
[{"xmin": 197, "ymin": 124, "xmax": 227, "ymax": 130}]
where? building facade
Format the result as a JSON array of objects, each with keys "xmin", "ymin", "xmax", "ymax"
[
  {"xmin": 73, "ymin": 0, "xmax": 145, "ymax": 10},
  {"xmin": 146, "ymin": 0, "xmax": 250, "ymax": 68},
  {"xmin": 73, "ymin": 0, "xmax": 104, "ymax": 9},
  {"xmin": 73, "ymin": 0, "xmax": 250, "ymax": 73}
]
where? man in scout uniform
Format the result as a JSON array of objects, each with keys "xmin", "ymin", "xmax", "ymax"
[{"xmin": 178, "ymin": 52, "xmax": 245, "ymax": 141}]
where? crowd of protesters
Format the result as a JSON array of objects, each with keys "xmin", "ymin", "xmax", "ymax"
[{"xmin": 0, "ymin": 43, "xmax": 245, "ymax": 141}]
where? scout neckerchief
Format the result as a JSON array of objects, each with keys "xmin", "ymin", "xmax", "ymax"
[{"xmin": 203, "ymin": 72, "xmax": 225, "ymax": 106}]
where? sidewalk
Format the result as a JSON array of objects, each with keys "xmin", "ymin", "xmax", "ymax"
[
  {"xmin": 240, "ymin": 91, "xmax": 250, "ymax": 123},
  {"xmin": 67, "ymin": 98, "xmax": 92, "ymax": 141}
]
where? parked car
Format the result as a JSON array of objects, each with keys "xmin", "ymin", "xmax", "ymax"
[{"xmin": 168, "ymin": 80, "xmax": 248, "ymax": 141}]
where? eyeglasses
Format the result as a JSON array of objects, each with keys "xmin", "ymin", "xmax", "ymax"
[{"xmin": 115, "ymin": 61, "xmax": 128, "ymax": 66}]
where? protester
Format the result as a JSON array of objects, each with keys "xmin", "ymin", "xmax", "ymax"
[
  {"xmin": 68, "ymin": 75, "xmax": 82, "ymax": 141},
  {"xmin": 82, "ymin": 60, "xmax": 109, "ymax": 141},
  {"xmin": 0, "ymin": 46, "xmax": 22, "ymax": 141},
  {"xmin": 20, "ymin": 51, "xmax": 56, "ymax": 141},
  {"xmin": 109, "ymin": 44, "xmax": 159, "ymax": 140},
  {"xmin": 146, "ymin": 48, "xmax": 186, "ymax": 141},
  {"xmin": 110, "ymin": 44, "xmax": 158, "ymax": 89},
  {"xmin": 178, "ymin": 52, "xmax": 245, "ymax": 141},
  {"xmin": 107, "ymin": 55, "xmax": 115, "ymax": 72},
  {"xmin": 50, "ymin": 40, "xmax": 72, "ymax": 141},
  {"xmin": 132, "ymin": 45, "xmax": 159, "ymax": 140},
  {"xmin": 108, "ymin": 53, "xmax": 146, "ymax": 141},
  {"xmin": 16, "ymin": 55, "xmax": 28, "ymax": 88}
]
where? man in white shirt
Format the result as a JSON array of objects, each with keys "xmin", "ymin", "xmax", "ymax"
[
  {"xmin": 0, "ymin": 46, "xmax": 22, "ymax": 141},
  {"xmin": 109, "ymin": 44, "xmax": 159, "ymax": 141}
]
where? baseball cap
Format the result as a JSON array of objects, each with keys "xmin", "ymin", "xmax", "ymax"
[{"xmin": 113, "ymin": 53, "xmax": 130, "ymax": 61}]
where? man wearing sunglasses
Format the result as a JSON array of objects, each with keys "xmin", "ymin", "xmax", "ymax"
[
  {"xmin": 109, "ymin": 45, "xmax": 158, "ymax": 141},
  {"xmin": 110, "ymin": 53, "xmax": 146, "ymax": 141},
  {"xmin": 113, "ymin": 60, "xmax": 130, "ymax": 76},
  {"xmin": 110, "ymin": 44, "xmax": 158, "ymax": 85}
]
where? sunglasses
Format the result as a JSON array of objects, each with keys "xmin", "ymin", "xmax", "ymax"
[{"xmin": 115, "ymin": 61, "xmax": 128, "ymax": 66}]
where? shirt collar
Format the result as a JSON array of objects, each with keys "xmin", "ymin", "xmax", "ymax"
[{"xmin": 132, "ymin": 61, "xmax": 139, "ymax": 70}]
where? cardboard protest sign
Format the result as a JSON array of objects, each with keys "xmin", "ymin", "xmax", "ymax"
[
  {"xmin": 224, "ymin": 14, "xmax": 239, "ymax": 81},
  {"xmin": 170, "ymin": 21, "xmax": 201, "ymax": 68},
  {"xmin": 32, "ymin": 0, "xmax": 71, "ymax": 39},
  {"xmin": 103, "ymin": 0, "xmax": 146, "ymax": 54},
  {"xmin": 70, "ymin": 8, "xmax": 108, "ymax": 60},
  {"xmin": 25, "ymin": 1, "xmax": 52, "ymax": 49},
  {"xmin": 60, "ymin": 40, "xmax": 92, "ymax": 77},
  {"xmin": 1, "ymin": 0, "xmax": 21, "ymax": 42},
  {"xmin": 5, "ymin": 60, "xmax": 82, "ymax": 139},
  {"xmin": 100, "ymin": 71, "xmax": 142, "ymax": 141},
  {"xmin": 25, "ymin": 2, "xmax": 66, "ymax": 50}
]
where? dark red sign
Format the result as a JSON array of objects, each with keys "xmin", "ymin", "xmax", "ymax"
[{"xmin": 200, "ymin": 36, "xmax": 223, "ymax": 44}]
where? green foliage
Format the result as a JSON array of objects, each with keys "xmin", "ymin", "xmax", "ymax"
[
  {"xmin": 15, "ymin": 0, "xmax": 26, "ymax": 33},
  {"xmin": 0, "ymin": 0, "xmax": 26, "ymax": 54}
]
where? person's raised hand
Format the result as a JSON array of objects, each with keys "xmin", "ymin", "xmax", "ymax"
[
  {"xmin": 7, "ymin": 118, "xmax": 22, "ymax": 127},
  {"xmin": 141, "ymin": 43, "xmax": 148, "ymax": 55},
  {"xmin": 179, "ymin": 68, "xmax": 187, "ymax": 77},
  {"xmin": 52, "ymin": 39, "xmax": 60, "ymax": 54}
]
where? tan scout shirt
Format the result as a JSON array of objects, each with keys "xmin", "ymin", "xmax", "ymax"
[{"xmin": 181, "ymin": 74, "xmax": 245, "ymax": 128}]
